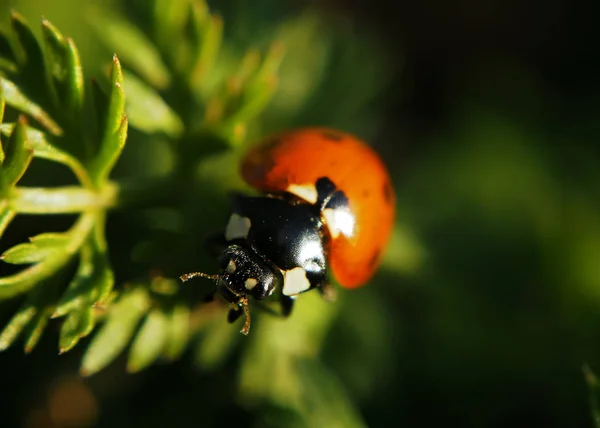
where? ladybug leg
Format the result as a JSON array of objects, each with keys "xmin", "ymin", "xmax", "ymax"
[
  {"xmin": 227, "ymin": 306, "xmax": 243, "ymax": 323},
  {"xmin": 280, "ymin": 295, "xmax": 296, "ymax": 317},
  {"xmin": 204, "ymin": 232, "xmax": 228, "ymax": 257},
  {"xmin": 318, "ymin": 281, "xmax": 337, "ymax": 302}
]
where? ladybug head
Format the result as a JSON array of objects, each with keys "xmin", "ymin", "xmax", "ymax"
[
  {"xmin": 216, "ymin": 244, "xmax": 283, "ymax": 302},
  {"xmin": 179, "ymin": 244, "xmax": 283, "ymax": 335}
]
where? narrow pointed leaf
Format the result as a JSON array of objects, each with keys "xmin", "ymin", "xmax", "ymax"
[
  {"xmin": 0, "ymin": 123, "xmax": 79, "ymax": 167},
  {"xmin": 23, "ymin": 306, "xmax": 52, "ymax": 353},
  {"xmin": 92, "ymin": 116, "xmax": 127, "ymax": 186},
  {"xmin": 0, "ymin": 92, "xmax": 4, "ymax": 164},
  {"xmin": 153, "ymin": 0, "xmax": 189, "ymax": 54},
  {"xmin": 11, "ymin": 12, "xmax": 45, "ymax": 79},
  {"xmin": 0, "ymin": 212, "xmax": 95, "ymax": 299},
  {"xmin": 90, "ymin": 56, "xmax": 127, "ymax": 185},
  {"xmin": 163, "ymin": 303, "xmax": 190, "ymax": 360},
  {"xmin": 0, "ymin": 78, "xmax": 62, "ymax": 135},
  {"xmin": 123, "ymin": 71, "xmax": 183, "ymax": 136},
  {"xmin": 40, "ymin": 18, "xmax": 68, "ymax": 96},
  {"xmin": 1, "ymin": 232, "xmax": 69, "ymax": 264},
  {"xmin": 190, "ymin": 9, "xmax": 222, "ymax": 90},
  {"xmin": 127, "ymin": 309, "xmax": 168, "ymax": 372},
  {"xmin": 91, "ymin": 10, "xmax": 170, "ymax": 89},
  {"xmin": 2, "ymin": 116, "xmax": 33, "ymax": 186},
  {"xmin": 59, "ymin": 306, "xmax": 94, "ymax": 353},
  {"xmin": 195, "ymin": 317, "xmax": 238, "ymax": 370},
  {"xmin": 0, "ymin": 305, "xmax": 36, "ymax": 351},
  {"xmin": 80, "ymin": 287, "xmax": 150, "ymax": 376},
  {"xmin": 65, "ymin": 38, "xmax": 84, "ymax": 117},
  {"xmin": 0, "ymin": 29, "xmax": 17, "ymax": 72},
  {"xmin": 0, "ymin": 207, "xmax": 15, "ymax": 239},
  {"xmin": 54, "ymin": 243, "xmax": 114, "ymax": 317}
]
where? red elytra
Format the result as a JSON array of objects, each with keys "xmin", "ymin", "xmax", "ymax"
[{"xmin": 240, "ymin": 127, "xmax": 395, "ymax": 288}]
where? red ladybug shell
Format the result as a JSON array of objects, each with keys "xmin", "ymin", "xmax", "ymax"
[{"xmin": 240, "ymin": 127, "xmax": 395, "ymax": 288}]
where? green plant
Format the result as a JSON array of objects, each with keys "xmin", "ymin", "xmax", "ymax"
[{"xmin": 0, "ymin": 1, "xmax": 392, "ymax": 425}]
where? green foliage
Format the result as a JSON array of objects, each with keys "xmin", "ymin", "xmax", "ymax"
[{"xmin": 0, "ymin": 0, "xmax": 412, "ymax": 426}]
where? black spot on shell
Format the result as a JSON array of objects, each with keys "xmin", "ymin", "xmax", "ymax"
[
  {"xmin": 382, "ymin": 181, "xmax": 394, "ymax": 205},
  {"xmin": 368, "ymin": 249, "xmax": 381, "ymax": 269},
  {"xmin": 321, "ymin": 131, "xmax": 344, "ymax": 142}
]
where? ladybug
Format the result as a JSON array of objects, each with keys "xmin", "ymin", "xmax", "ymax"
[{"xmin": 180, "ymin": 127, "xmax": 395, "ymax": 334}]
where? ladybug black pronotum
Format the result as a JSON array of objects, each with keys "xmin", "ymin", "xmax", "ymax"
[{"xmin": 180, "ymin": 127, "xmax": 395, "ymax": 334}]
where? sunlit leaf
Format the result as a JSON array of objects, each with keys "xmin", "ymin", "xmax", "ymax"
[
  {"xmin": 0, "ymin": 78, "xmax": 62, "ymax": 135},
  {"xmin": 122, "ymin": 71, "xmax": 183, "ymax": 137},
  {"xmin": 59, "ymin": 306, "xmax": 94, "ymax": 353},
  {"xmin": 10, "ymin": 186, "xmax": 114, "ymax": 214},
  {"xmin": 194, "ymin": 316, "xmax": 238, "ymax": 370},
  {"xmin": 0, "ymin": 304, "xmax": 36, "ymax": 351},
  {"xmin": 1, "ymin": 232, "xmax": 69, "ymax": 265},
  {"xmin": 189, "ymin": 5, "xmax": 222, "ymax": 91},
  {"xmin": 0, "ymin": 206, "xmax": 15, "ymax": 240},
  {"xmin": 152, "ymin": 0, "xmax": 190, "ymax": 57},
  {"xmin": 1, "ymin": 116, "xmax": 33, "ymax": 186},
  {"xmin": 80, "ymin": 287, "xmax": 150, "ymax": 376},
  {"xmin": 89, "ymin": 56, "xmax": 127, "ymax": 185},
  {"xmin": 91, "ymin": 9, "xmax": 170, "ymax": 89},
  {"xmin": 127, "ymin": 309, "xmax": 168, "ymax": 372},
  {"xmin": 23, "ymin": 306, "xmax": 52, "ymax": 353},
  {"xmin": 163, "ymin": 303, "xmax": 190, "ymax": 360}
]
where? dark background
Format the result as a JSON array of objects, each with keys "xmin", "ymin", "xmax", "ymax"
[{"xmin": 0, "ymin": 0, "xmax": 599, "ymax": 427}]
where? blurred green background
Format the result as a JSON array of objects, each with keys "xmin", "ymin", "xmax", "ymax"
[{"xmin": 0, "ymin": 0, "xmax": 598, "ymax": 427}]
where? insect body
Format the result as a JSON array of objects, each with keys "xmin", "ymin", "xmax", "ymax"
[{"xmin": 180, "ymin": 128, "xmax": 395, "ymax": 334}]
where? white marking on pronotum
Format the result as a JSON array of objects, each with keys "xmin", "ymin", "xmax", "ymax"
[
  {"xmin": 282, "ymin": 267, "xmax": 311, "ymax": 296},
  {"xmin": 244, "ymin": 278, "xmax": 258, "ymax": 290},
  {"xmin": 287, "ymin": 184, "xmax": 318, "ymax": 204},
  {"xmin": 225, "ymin": 213, "xmax": 252, "ymax": 241},
  {"xmin": 323, "ymin": 208, "xmax": 355, "ymax": 239},
  {"xmin": 225, "ymin": 260, "xmax": 236, "ymax": 274}
]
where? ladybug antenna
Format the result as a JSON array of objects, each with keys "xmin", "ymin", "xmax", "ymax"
[{"xmin": 179, "ymin": 271, "xmax": 220, "ymax": 282}]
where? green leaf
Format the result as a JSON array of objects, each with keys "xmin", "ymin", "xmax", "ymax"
[
  {"xmin": 0, "ymin": 78, "xmax": 62, "ymax": 135},
  {"xmin": 10, "ymin": 185, "xmax": 115, "ymax": 214},
  {"xmin": 23, "ymin": 306, "xmax": 52, "ymax": 353},
  {"xmin": 0, "ymin": 206, "xmax": 15, "ymax": 240},
  {"xmin": 59, "ymin": 306, "xmax": 93, "ymax": 353},
  {"xmin": 163, "ymin": 303, "xmax": 190, "ymax": 360},
  {"xmin": 89, "ymin": 56, "xmax": 127, "ymax": 186},
  {"xmin": 1, "ymin": 232, "xmax": 69, "ymax": 264},
  {"xmin": 0, "ymin": 123, "xmax": 88, "ymax": 180},
  {"xmin": 127, "ymin": 309, "xmax": 168, "ymax": 372},
  {"xmin": 40, "ymin": 18, "xmax": 67, "ymax": 103},
  {"xmin": 152, "ymin": 0, "xmax": 190, "ymax": 56},
  {"xmin": 0, "ymin": 304, "xmax": 36, "ymax": 351},
  {"xmin": 0, "ymin": 91, "xmax": 4, "ymax": 164},
  {"xmin": 91, "ymin": 9, "xmax": 170, "ymax": 89},
  {"xmin": 189, "ymin": 5, "xmax": 223, "ymax": 91},
  {"xmin": 53, "ymin": 239, "xmax": 114, "ymax": 317},
  {"xmin": 122, "ymin": 71, "xmax": 183, "ymax": 137},
  {"xmin": 80, "ymin": 287, "xmax": 150, "ymax": 376},
  {"xmin": 10, "ymin": 12, "xmax": 47, "ymax": 90},
  {"xmin": 194, "ymin": 316, "xmax": 238, "ymax": 370},
  {"xmin": 40, "ymin": 19, "xmax": 84, "ymax": 118},
  {"xmin": 1, "ymin": 116, "xmax": 33, "ymax": 186},
  {"xmin": 0, "ymin": 212, "xmax": 95, "ymax": 299},
  {"xmin": 0, "ymin": 29, "xmax": 17, "ymax": 73}
]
